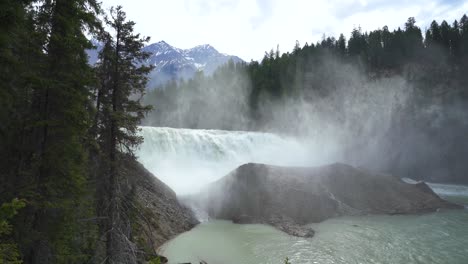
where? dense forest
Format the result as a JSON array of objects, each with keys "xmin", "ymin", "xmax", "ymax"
[
  {"xmin": 0, "ymin": 1, "xmax": 158, "ymax": 263},
  {"xmin": 144, "ymin": 15, "xmax": 468, "ymax": 184}
]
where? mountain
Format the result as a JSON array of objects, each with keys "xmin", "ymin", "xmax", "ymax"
[{"xmin": 88, "ymin": 40, "xmax": 243, "ymax": 89}]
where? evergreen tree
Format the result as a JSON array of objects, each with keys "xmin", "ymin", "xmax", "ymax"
[
  {"xmin": 94, "ymin": 6, "xmax": 153, "ymax": 263},
  {"xmin": 337, "ymin": 33, "xmax": 347, "ymax": 56},
  {"xmin": 348, "ymin": 27, "xmax": 368, "ymax": 59},
  {"xmin": 403, "ymin": 17, "xmax": 423, "ymax": 60},
  {"xmin": 460, "ymin": 15, "xmax": 468, "ymax": 56},
  {"xmin": 0, "ymin": 0, "xmax": 37, "ymax": 196},
  {"xmin": 20, "ymin": 0, "xmax": 101, "ymax": 262},
  {"xmin": 426, "ymin": 20, "xmax": 442, "ymax": 47},
  {"xmin": 459, "ymin": 14, "xmax": 468, "ymax": 83},
  {"xmin": 450, "ymin": 20, "xmax": 461, "ymax": 57},
  {"xmin": 440, "ymin": 20, "xmax": 451, "ymax": 50},
  {"xmin": 368, "ymin": 30, "xmax": 383, "ymax": 68}
]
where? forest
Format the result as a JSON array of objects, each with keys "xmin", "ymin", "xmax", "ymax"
[{"xmin": 1, "ymin": 1, "xmax": 157, "ymax": 263}]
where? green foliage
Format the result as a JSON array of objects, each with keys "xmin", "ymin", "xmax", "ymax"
[
  {"xmin": 0, "ymin": 199, "xmax": 26, "ymax": 264},
  {"xmin": 95, "ymin": 5, "xmax": 153, "ymax": 155},
  {"xmin": 0, "ymin": 0, "xmax": 155, "ymax": 262},
  {"xmin": 147, "ymin": 256, "xmax": 163, "ymax": 264},
  {"xmin": 1, "ymin": 0, "xmax": 102, "ymax": 262},
  {"xmin": 0, "ymin": 199, "xmax": 26, "ymax": 236},
  {"xmin": 284, "ymin": 257, "xmax": 292, "ymax": 264},
  {"xmin": 18, "ymin": 0, "xmax": 102, "ymax": 261},
  {"xmin": 92, "ymin": 5, "xmax": 154, "ymax": 262}
]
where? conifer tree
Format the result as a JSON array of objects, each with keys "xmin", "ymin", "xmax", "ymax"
[
  {"xmin": 337, "ymin": 34, "xmax": 347, "ymax": 56},
  {"xmin": 21, "ymin": 0, "xmax": 101, "ymax": 262},
  {"xmin": 0, "ymin": 0, "xmax": 35, "ymax": 194},
  {"xmin": 94, "ymin": 6, "xmax": 153, "ymax": 263}
]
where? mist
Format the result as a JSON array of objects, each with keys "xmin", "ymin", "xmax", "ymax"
[
  {"xmin": 144, "ymin": 62, "xmax": 252, "ymax": 130},
  {"xmin": 139, "ymin": 48, "xmax": 468, "ymax": 194}
]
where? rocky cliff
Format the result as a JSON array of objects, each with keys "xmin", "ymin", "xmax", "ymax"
[
  {"xmin": 191, "ymin": 163, "xmax": 461, "ymax": 237},
  {"xmin": 122, "ymin": 159, "xmax": 199, "ymax": 260}
]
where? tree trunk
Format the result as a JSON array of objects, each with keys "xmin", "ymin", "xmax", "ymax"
[{"xmin": 106, "ymin": 24, "xmax": 121, "ymax": 264}]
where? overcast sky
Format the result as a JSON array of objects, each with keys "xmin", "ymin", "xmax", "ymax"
[{"xmin": 101, "ymin": 0, "xmax": 468, "ymax": 61}]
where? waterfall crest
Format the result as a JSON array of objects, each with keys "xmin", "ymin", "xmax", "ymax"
[{"xmin": 136, "ymin": 126, "xmax": 317, "ymax": 194}]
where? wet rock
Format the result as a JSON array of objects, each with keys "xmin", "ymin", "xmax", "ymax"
[
  {"xmin": 192, "ymin": 163, "xmax": 462, "ymax": 237},
  {"xmin": 122, "ymin": 159, "xmax": 199, "ymax": 255}
]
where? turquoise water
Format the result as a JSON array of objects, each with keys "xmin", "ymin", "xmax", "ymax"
[
  {"xmin": 160, "ymin": 186, "xmax": 468, "ymax": 264},
  {"xmin": 160, "ymin": 210, "xmax": 468, "ymax": 264}
]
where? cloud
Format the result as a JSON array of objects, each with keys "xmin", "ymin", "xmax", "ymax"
[{"xmin": 102, "ymin": 0, "xmax": 467, "ymax": 61}]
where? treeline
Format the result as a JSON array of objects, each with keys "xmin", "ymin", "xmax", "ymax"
[
  {"xmin": 1, "ymin": 1, "xmax": 155, "ymax": 263},
  {"xmin": 249, "ymin": 16, "xmax": 468, "ymax": 102},
  {"xmin": 146, "ymin": 16, "xmax": 468, "ymax": 130},
  {"xmin": 144, "ymin": 16, "xmax": 468, "ymax": 183}
]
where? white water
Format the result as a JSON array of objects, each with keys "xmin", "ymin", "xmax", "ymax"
[
  {"xmin": 137, "ymin": 126, "xmax": 468, "ymax": 199},
  {"xmin": 427, "ymin": 183, "xmax": 468, "ymax": 197},
  {"xmin": 136, "ymin": 126, "xmax": 339, "ymax": 194},
  {"xmin": 403, "ymin": 178, "xmax": 468, "ymax": 205}
]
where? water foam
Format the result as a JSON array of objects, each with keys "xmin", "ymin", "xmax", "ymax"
[
  {"xmin": 426, "ymin": 182, "xmax": 468, "ymax": 197},
  {"xmin": 136, "ymin": 126, "xmax": 330, "ymax": 194},
  {"xmin": 402, "ymin": 177, "xmax": 468, "ymax": 206}
]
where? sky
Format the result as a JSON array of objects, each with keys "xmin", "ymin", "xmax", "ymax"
[{"xmin": 101, "ymin": 0, "xmax": 468, "ymax": 61}]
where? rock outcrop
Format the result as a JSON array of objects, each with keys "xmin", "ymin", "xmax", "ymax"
[
  {"xmin": 191, "ymin": 163, "xmax": 462, "ymax": 237},
  {"xmin": 122, "ymin": 159, "xmax": 199, "ymax": 260}
]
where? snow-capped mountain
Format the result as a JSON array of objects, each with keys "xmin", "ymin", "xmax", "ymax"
[{"xmin": 88, "ymin": 40, "xmax": 243, "ymax": 89}]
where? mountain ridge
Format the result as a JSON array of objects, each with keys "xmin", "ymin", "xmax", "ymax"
[{"xmin": 88, "ymin": 40, "xmax": 243, "ymax": 88}]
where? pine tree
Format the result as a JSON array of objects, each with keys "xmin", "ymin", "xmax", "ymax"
[
  {"xmin": 459, "ymin": 14, "xmax": 468, "ymax": 83},
  {"xmin": 440, "ymin": 20, "xmax": 451, "ymax": 50},
  {"xmin": 368, "ymin": 30, "xmax": 383, "ymax": 68},
  {"xmin": 460, "ymin": 15, "xmax": 468, "ymax": 56},
  {"xmin": 348, "ymin": 27, "xmax": 368, "ymax": 58},
  {"xmin": 21, "ymin": 0, "xmax": 101, "ymax": 262},
  {"xmin": 0, "ymin": 1, "xmax": 50, "ymax": 261},
  {"xmin": 337, "ymin": 33, "xmax": 347, "ymax": 56},
  {"xmin": 450, "ymin": 20, "xmax": 461, "ymax": 57},
  {"xmin": 426, "ymin": 20, "xmax": 442, "ymax": 47},
  {"xmin": 94, "ymin": 6, "xmax": 153, "ymax": 263},
  {"xmin": 0, "ymin": 0, "xmax": 36, "ymax": 195},
  {"xmin": 403, "ymin": 17, "xmax": 423, "ymax": 60}
]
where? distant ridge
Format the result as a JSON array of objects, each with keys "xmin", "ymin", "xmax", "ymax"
[{"xmin": 87, "ymin": 40, "xmax": 243, "ymax": 89}]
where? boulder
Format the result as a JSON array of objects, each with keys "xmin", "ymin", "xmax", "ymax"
[{"xmin": 190, "ymin": 163, "xmax": 462, "ymax": 237}]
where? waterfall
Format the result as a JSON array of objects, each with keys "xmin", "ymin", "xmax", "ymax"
[
  {"xmin": 136, "ymin": 126, "xmax": 468, "ymax": 204},
  {"xmin": 136, "ymin": 126, "xmax": 322, "ymax": 194}
]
